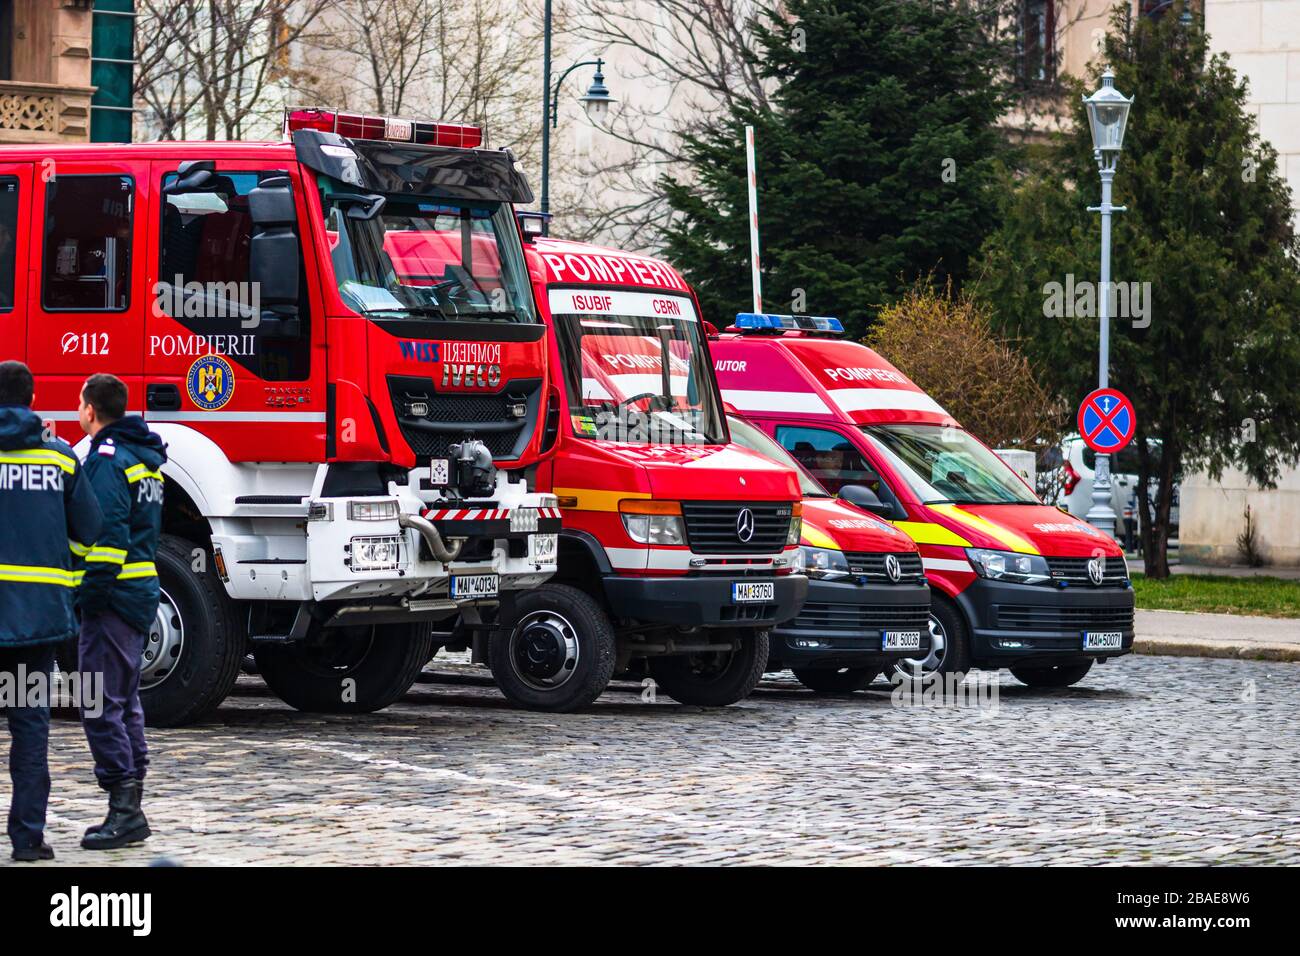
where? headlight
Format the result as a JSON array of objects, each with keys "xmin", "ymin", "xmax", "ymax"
[
  {"xmin": 964, "ymin": 548, "xmax": 1050, "ymax": 585},
  {"xmin": 800, "ymin": 545, "xmax": 850, "ymax": 580},
  {"xmin": 349, "ymin": 535, "xmax": 404, "ymax": 572},
  {"xmin": 348, "ymin": 499, "xmax": 399, "ymax": 521},
  {"xmin": 619, "ymin": 500, "xmax": 686, "ymax": 546}
]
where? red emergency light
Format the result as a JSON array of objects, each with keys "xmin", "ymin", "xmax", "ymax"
[{"xmin": 284, "ymin": 108, "xmax": 483, "ymax": 149}]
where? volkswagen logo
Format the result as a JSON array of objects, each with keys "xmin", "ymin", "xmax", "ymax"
[
  {"xmin": 736, "ymin": 507, "xmax": 755, "ymax": 543},
  {"xmin": 884, "ymin": 553, "xmax": 902, "ymax": 582},
  {"xmin": 1087, "ymin": 556, "xmax": 1105, "ymax": 586}
]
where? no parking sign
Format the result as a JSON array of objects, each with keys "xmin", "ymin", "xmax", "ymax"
[{"xmin": 1078, "ymin": 387, "xmax": 1136, "ymax": 454}]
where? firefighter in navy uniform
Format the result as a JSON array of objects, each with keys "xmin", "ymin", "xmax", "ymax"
[
  {"xmin": 76, "ymin": 373, "xmax": 167, "ymax": 851},
  {"xmin": 0, "ymin": 361, "xmax": 102, "ymax": 862}
]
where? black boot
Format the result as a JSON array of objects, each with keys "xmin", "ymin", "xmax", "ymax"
[
  {"xmin": 85, "ymin": 781, "xmax": 143, "ymax": 837},
  {"xmin": 11, "ymin": 843, "xmax": 54, "ymax": 862},
  {"xmin": 81, "ymin": 780, "xmax": 150, "ymax": 850}
]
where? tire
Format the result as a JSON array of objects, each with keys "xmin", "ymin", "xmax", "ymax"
[
  {"xmin": 140, "ymin": 535, "xmax": 246, "ymax": 727},
  {"xmin": 254, "ymin": 622, "xmax": 434, "ymax": 714},
  {"xmin": 792, "ymin": 666, "xmax": 878, "ymax": 694},
  {"xmin": 648, "ymin": 629, "xmax": 769, "ymax": 707},
  {"xmin": 891, "ymin": 592, "xmax": 971, "ymax": 688},
  {"xmin": 488, "ymin": 583, "xmax": 615, "ymax": 713},
  {"xmin": 1010, "ymin": 660, "xmax": 1094, "ymax": 688}
]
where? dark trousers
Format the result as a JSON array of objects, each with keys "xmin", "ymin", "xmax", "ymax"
[
  {"xmin": 1, "ymin": 643, "xmax": 56, "ymax": 851},
  {"xmin": 79, "ymin": 611, "xmax": 149, "ymax": 791}
]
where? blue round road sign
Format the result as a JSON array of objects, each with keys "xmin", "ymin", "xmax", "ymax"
[{"xmin": 1078, "ymin": 387, "xmax": 1136, "ymax": 453}]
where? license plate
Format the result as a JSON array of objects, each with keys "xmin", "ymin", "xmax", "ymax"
[
  {"xmin": 451, "ymin": 574, "xmax": 498, "ymax": 599},
  {"xmin": 732, "ymin": 582, "xmax": 774, "ymax": 603},
  {"xmin": 1083, "ymin": 631, "xmax": 1123, "ymax": 650},
  {"xmin": 883, "ymin": 630, "xmax": 923, "ymax": 651}
]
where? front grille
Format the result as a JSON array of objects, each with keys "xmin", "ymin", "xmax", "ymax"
[
  {"xmin": 1046, "ymin": 556, "xmax": 1129, "ymax": 587},
  {"xmin": 791, "ymin": 602, "xmax": 930, "ymax": 632},
  {"xmin": 388, "ymin": 376, "xmax": 540, "ymax": 462},
  {"xmin": 995, "ymin": 604, "xmax": 1135, "ymax": 631},
  {"xmin": 844, "ymin": 551, "xmax": 924, "ymax": 582},
  {"xmin": 680, "ymin": 501, "xmax": 791, "ymax": 554}
]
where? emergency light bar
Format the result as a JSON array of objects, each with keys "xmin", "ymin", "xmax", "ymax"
[
  {"xmin": 284, "ymin": 108, "xmax": 483, "ymax": 149},
  {"xmin": 733, "ymin": 313, "xmax": 844, "ymax": 335}
]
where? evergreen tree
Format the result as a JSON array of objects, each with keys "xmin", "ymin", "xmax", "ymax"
[
  {"xmin": 658, "ymin": 0, "xmax": 1015, "ymax": 338},
  {"xmin": 977, "ymin": 5, "xmax": 1300, "ymax": 576}
]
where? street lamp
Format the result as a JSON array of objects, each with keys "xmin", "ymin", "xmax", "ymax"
[
  {"xmin": 1081, "ymin": 68, "xmax": 1134, "ymax": 539},
  {"xmin": 539, "ymin": 2, "xmax": 615, "ymax": 234}
]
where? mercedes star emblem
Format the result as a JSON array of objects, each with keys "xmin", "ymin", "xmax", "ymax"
[{"xmin": 736, "ymin": 507, "xmax": 755, "ymax": 543}]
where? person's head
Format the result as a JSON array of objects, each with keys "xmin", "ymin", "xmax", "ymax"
[
  {"xmin": 0, "ymin": 360, "xmax": 34, "ymax": 408},
  {"xmin": 79, "ymin": 373, "xmax": 128, "ymax": 437},
  {"xmin": 814, "ymin": 448, "xmax": 845, "ymax": 473}
]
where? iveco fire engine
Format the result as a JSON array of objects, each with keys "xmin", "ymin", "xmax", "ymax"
[
  {"xmin": 712, "ymin": 315, "xmax": 1134, "ymax": 688},
  {"xmin": 0, "ymin": 108, "xmax": 560, "ymax": 725},
  {"xmin": 484, "ymin": 232, "xmax": 806, "ymax": 711}
]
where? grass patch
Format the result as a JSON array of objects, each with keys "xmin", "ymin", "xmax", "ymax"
[{"xmin": 1131, "ymin": 573, "xmax": 1300, "ymax": 618}]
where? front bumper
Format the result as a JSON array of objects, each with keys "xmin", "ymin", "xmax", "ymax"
[
  {"xmin": 768, "ymin": 579, "xmax": 931, "ymax": 669},
  {"xmin": 603, "ymin": 573, "xmax": 808, "ymax": 628},
  {"xmin": 955, "ymin": 577, "xmax": 1135, "ymax": 668}
]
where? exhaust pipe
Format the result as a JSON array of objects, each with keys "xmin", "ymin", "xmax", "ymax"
[{"xmin": 399, "ymin": 512, "xmax": 464, "ymax": 563}]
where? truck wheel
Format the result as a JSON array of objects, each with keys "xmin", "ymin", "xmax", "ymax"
[
  {"xmin": 488, "ymin": 583, "xmax": 615, "ymax": 713},
  {"xmin": 1010, "ymin": 660, "xmax": 1094, "ymax": 688},
  {"xmin": 254, "ymin": 623, "xmax": 434, "ymax": 713},
  {"xmin": 891, "ymin": 593, "xmax": 971, "ymax": 687},
  {"xmin": 792, "ymin": 666, "xmax": 878, "ymax": 694},
  {"xmin": 137, "ymin": 535, "xmax": 245, "ymax": 727},
  {"xmin": 648, "ymin": 629, "xmax": 769, "ymax": 707}
]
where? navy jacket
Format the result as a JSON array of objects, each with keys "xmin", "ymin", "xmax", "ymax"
[
  {"xmin": 0, "ymin": 405, "xmax": 103, "ymax": 647},
  {"xmin": 78, "ymin": 416, "xmax": 167, "ymax": 634}
]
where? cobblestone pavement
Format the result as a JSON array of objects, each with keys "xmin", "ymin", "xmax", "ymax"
[{"xmin": 4, "ymin": 654, "xmax": 1298, "ymax": 866}]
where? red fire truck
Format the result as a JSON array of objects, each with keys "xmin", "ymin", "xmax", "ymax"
[
  {"xmin": 488, "ymin": 233, "xmax": 806, "ymax": 711},
  {"xmin": 0, "ymin": 109, "xmax": 561, "ymax": 725},
  {"xmin": 713, "ymin": 315, "xmax": 1134, "ymax": 688}
]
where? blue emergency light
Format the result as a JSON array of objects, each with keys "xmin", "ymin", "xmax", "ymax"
[{"xmin": 733, "ymin": 313, "xmax": 844, "ymax": 335}]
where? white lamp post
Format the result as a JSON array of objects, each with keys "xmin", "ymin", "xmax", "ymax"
[{"xmin": 1082, "ymin": 68, "xmax": 1133, "ymax": 539}]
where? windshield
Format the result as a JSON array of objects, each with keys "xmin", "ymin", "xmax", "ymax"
[
  {"xmin": 318, "ymin": 183, "xmax": 535, "ymax": 322},
  {"xmin": 727, "ymin": 416, "xmax": 827, "ymax": 497},
  {"xmin": 863, "ymin": 424, "xmax": 1040, "ymax": 506},
  {"xmin": 550, "ymin": 288, "xmax": 726, "ymax": 445}
]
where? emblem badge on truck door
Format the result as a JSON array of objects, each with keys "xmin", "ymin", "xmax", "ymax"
[{"xmin": 736, "ymin": 508, "xmax": 755, "ymax": 543}]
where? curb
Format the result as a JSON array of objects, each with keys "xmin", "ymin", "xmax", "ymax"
[{"xmin": 1134, "ymin": 638, "xmax": 1300, "ymax": 663}]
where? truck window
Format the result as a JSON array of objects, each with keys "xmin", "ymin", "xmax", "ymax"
[
  {"xmin": 775, "ymin": 425, "xmax": 886, "ymax": 497},
  {"xmin": 158, "ymin": 169, "xmax": 310, "ymax": 381},
  {"xmin": 41, "ymin": 175, "xmax": 133, "ymax": 311},
  {"xmin": 0, "ymin": 177, "xmax": 16, "ymax": 311}
]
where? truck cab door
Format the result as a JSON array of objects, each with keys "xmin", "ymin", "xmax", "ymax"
[
  {"xmin": 0, "ymin": 164, "xmax": 31, "ymax": 374},
  {"xmin": 26, "ymin": 161, "xmax": 147, "ymax": 443},
  {"xmin": 145, "ymin": 160, "xmax": 326, "ymax": 461}
]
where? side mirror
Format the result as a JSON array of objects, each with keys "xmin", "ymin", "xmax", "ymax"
[
  {"xmin": 163, "ymin": 160, "xmax": 218, "ymax": 195},
  {"xmin": 249, "ymin": 176, "xmax": 301, "ymax": 337},
  {"xmin": 839, "ymin": 483, "xmax": 893, "ymax": 518}
]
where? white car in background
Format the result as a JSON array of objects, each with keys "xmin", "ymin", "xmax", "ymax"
[{"xmin": 1053, "ymin": 435, "xmax": 1180, "ymax": 551}]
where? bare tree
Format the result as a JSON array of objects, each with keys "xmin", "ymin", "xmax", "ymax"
[{"xmin": 136, "ymin": 0, "xmax": 334, "ymax": 141}]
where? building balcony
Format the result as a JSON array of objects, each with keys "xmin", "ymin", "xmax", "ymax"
[{"xmin": 0, "ymin": 79, "xmax": 96, "ymax": 144}]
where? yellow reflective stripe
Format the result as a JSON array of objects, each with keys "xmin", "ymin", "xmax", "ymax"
[
  {"xmin": 124, "ymin": 464, "xmax": 164, "ymax": 484},
  {"xmin": 117, "ymin": 561, "xmax": 158, "ymax": 580},
  {"xmin": 801, "ymin": 524, "xmax": 840, "ymax": 550},
  {"xmin": 0, "ymin": 564, "xmax": 78, "ymax": 586},
  {"xmin": 927, "ymin": 504, "xmax": 1040, "ymax": 555},
  {"xmin": 86, "ymin": 546, "xmax": 127, "ymax": 565},
  {"xmin": 552, "ymin": 487, "xmax": 652, "ymax": 512},
  {"xmin": 892, "ymin": 520, "xmax": 972, "ymax": 547},
  {"xmin": 0, "ymin": 448, "xmax": 76, "ymax": 474},
  {"xmin": 69, "ymin": 540, "xmax": 91, "ymax": 557}
]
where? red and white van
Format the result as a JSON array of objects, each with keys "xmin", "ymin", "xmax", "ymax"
[
  {"xmin": 726, "ymin": 412, "xmax": 929, "ymax": 693},
  {"xmin": 488, "ymin": 236, "xmax": 806, "ymax": 712},
  {"xmin": 712, "ymin": 314, "xmax": 1134, "ymax": 688}
]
